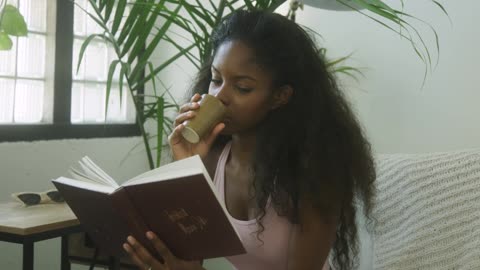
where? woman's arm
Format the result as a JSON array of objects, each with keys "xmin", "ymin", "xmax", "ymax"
[{"xmin": 286, "ymin": 199, "xmax": 339, "ymax": 270}]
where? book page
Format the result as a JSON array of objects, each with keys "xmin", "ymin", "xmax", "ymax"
[
  {"xmin": 123, "ymin": 167, "xmax": 202, "ymax": 187},
  {"xmin": 53, "ymin": 177, "xmax": 116, "ymax": 194},
  {"xmin": 69, "ymin": 167, "xmax": 111, "ymax": 186},
  {"xmin": 70, "ymin": 156, "xmax": 119, "ymax": 188},
  {"xmin": 124, "ymin": 155, "xmax": 204, "ymax": 185},
  {"xmin": 81, "ymin": 157, "xmax": 118, "ymax": 187}
]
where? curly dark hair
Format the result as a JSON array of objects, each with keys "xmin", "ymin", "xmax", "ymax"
[{"xmin": 186, "ymin": 10, "xmax": 376, "ymax": 270}]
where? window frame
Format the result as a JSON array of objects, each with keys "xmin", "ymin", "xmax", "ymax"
[{"xmin": 0, "ymin": 0, "xmax": 141, "ymax": 142}]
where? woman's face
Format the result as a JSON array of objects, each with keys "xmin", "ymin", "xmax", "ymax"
[{"xmin": 208, "ymin": 40, "xmax": 276, "ymax": 135}]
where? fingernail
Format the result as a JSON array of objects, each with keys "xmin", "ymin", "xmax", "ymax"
[
  {"xmin": 127, "ymin": 236, "xmax": 135, "ymax": 244},
  {"xmin": 123, "ymin": 243, "xmax": 129, "ymax": 251},
  {"xmin": 146, "ymin": 231, "xmax": 154, "ymax": 240}
]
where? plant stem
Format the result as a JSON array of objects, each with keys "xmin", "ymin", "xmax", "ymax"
[
  {"xmin": 127, "ymin": 76, "xmax": 155, "ymax": 170},
  {"xmin": 130, "ymin": 91, "xmax": 155, "ymax": 170}
]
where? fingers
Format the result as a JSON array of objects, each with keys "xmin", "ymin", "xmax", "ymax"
[
  {"xmin": 147, "ymin": 231, "xmax": 175, "ymax": 265},
  {"xmin": 123, "ymin": 242, "xmax": 151, "ymax": 269},
  {"xmin": 190, "ymin": 93, "xmax": 201, "ymax": 103},
  {"xmin": 179, "ymin": 93, "xmax": 201, "ymax": 114},
  {"xmin": 168, "ymin": 122, "xmax": 186, "ymax": 146},
  {"xmin": 123, "ymin": 236, "xmax": 160, "ymax": 270},
  {"xmin": 174, "ymin": 110, "xmax": 197, "ymax": 128},
  {"xmin": 124, "ymin": 233, "xmax": 202, "ymax": 270},
  {"xmin": 175, "ymin": 94, "xmax": 201, "ymax": 128},
  {"xmin": 179, "ymin": 101, "xmax": 199, "ymax": 114}
]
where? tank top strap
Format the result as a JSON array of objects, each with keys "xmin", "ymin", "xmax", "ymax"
[{"xmin": 213, "ymin": 140, "xmax": 232, "ymax": 190}]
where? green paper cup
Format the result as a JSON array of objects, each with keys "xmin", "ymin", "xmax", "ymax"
[{"xmin": 181, "ymin": 94, "xmax": 227, "ymax": 144}]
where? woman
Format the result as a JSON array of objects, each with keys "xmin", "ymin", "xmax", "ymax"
[{"xmin": 123, "ymin": 10, "xmax": 376, "ymax": 270}]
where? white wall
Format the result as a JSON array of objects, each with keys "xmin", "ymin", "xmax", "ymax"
[
  {"xmin": 1, "ymin": 0, "xmax": 478, "ymax": 269},
  {"xmin": 278, "ymin": 0, "xmax": 480, "ymax": 154}
]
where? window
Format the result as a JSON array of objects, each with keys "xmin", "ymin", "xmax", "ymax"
[
  {"xmin": 0, "ymin": 0, "xmax": 139, "ymax": 142},
  {"xmin": 0, "ymin": 0, "xmax": 51, "ymax": 124},
  {"xmin": 72, "ymin": 0, "xmax": 135, "ymax": 124}
]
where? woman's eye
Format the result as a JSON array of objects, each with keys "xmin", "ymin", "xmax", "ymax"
[
  {"xmin": 210, "ymin": 79, "xmax": 222, "ymax": 85},
  {"xmin": 236, "ymin": 86, "xmax": 252, "ymax": 93}
]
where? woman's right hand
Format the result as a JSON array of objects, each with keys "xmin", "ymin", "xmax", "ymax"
[{"xmin": 168, "ymin": 93, "xmax": 225, "ymax": 161}]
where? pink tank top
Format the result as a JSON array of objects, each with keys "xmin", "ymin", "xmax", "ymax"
[{"xmin": 213, "ymin": 141, "xmax": 332, "ymax": 270}]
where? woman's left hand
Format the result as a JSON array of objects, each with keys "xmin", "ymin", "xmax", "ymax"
[{"xmin": 123, "ymin": 231, "xmax": 204, "ymax": 270}]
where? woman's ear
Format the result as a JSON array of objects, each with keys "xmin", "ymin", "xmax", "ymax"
[{"xmin": 271, "ymin": 85, "xmax": 293, "ymax": 110}]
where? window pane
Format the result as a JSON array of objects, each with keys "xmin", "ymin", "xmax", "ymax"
[
  {"xmin": 2, "ymin": 0, "xmax": 51, "ymax": 127},
  {"xmin": 71, "ymin": 83, "xmax": 84, "ymax": 123},
  {"xmin": 19, "ymin": 0, "xmax": 47, "ymax": 32},
  {"xmin": 0, "ymin": 79, "xmax": 15, "ymax": 123},
  {"xmin": 83, "ymin": 83, "xmax": 105, "ymax": 123},
  {"xmin": 71, "ymin": 82, "xmax": 135, "ymax": 124},
  {"xmin": 73, "ymin": 39, "xmax": 120, "ymax": 82},
  {"xmin": 106, "ymin": 86, "xmax": 129, "ymax": 122},
  {"xmin": 72, "ymin": 1, "xmax": 136, "ymax": 125},
  {"xmin": 73, "ymin": 0, "xmax": 87, "ymax": 36},
  {"xmin": 17, "ymin": 33, "xmax": 46, "ymax": 78},
  {"xmin": 14, "ymin": 79, "xmax": 44, "ymax": 123},
  {"xmin": 72, "ymin": 39, "xmax": 108, "ymax": 82},
  {"xmin": 71, "ymin": 83, "xmax": 105, "ymax": 123},
  {"xmin": 72, "ymin": 39, "xmax": 85, "ymax": 80},
  {"xmin": 84, "ymin": 41, "xmax": 108, "ymax": 81},
  {"xmin": 0, "ymin": 38, "xmax": 17, "ymax": 76},
  {"xmin": 85, "ymin": 3, "xmax": 103, "ymax": 35},
  {"xmin": 6, "ymin": 0, "xmax": 18, "ymax": 7}
]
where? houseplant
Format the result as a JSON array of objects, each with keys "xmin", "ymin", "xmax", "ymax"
[
  {"xmin": 0, "ymin": 2, "xmax": 27, "ymax": 50},
  {"xmin": 78, "ymin": 0, "xmax": 448, "ymax": 169}
]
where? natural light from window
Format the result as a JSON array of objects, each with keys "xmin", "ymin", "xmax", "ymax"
[
  {"xmin": 0, "ymin": 0, "xmax": 135, "ymax": 126},
  {"xmin": 72, "ymin": 0, "xmax": 135, "ymax": 124},
  {"xmin": 0, "ymin": 0, "xmax": 49, "ymax": 124}
]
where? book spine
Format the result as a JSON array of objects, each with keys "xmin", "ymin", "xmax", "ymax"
[{"xmin": 110, "ymin": 188, "xmax": 164, "ymax": 263}]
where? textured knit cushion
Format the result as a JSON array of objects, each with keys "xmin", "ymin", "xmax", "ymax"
[{"xmin": 372, "ymin": 149, "xmax": 480, "ymax": 270}]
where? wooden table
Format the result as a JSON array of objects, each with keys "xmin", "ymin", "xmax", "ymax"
[{"xmin": 0, "ymin": 202, "xmax": 82, "ymax": 270}]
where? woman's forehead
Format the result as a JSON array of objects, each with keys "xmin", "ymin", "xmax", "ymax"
[
  {"xmin": 212, "ymin": 40, "xmax": 274, "ymax": 81},
  {"xmin": 213, "ymin": 41, "xmax": 259, "ymax": 71}
]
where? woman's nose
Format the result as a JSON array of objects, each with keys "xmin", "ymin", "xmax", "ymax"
[{"xmin": 213, "ymin": 85, "xmax": 229, "ymax": 106}]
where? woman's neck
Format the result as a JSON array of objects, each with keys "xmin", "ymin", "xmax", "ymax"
[{"xmin": 229, "ymin": 133, "xmax": 256, "ymax": 168}]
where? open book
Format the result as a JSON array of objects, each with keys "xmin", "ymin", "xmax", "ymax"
[{"xmin": 52, "ymin": 155, "xmax": 245, "ymax": 261}]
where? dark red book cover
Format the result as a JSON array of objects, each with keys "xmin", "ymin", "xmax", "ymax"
[
  {"xmin": 52, "ymin": 182, "xmax": 130, "ymax": 257},
  {"xmin": 122, "ymin": 173, "xmax": 246, "ymax": 260},
  {"xmin": 53, "ymin": 156, "xmax": 246, "ymax": 261}
]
